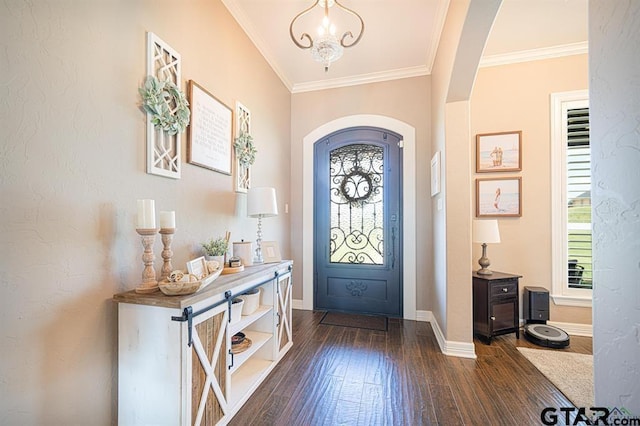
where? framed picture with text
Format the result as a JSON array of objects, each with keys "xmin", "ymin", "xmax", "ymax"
[{"xmin": 187, "ymin": 80, "xmax": 232, "ymax": 175}]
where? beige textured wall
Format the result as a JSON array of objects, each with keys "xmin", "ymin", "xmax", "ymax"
[
  {"xmin": 0, "ymin": 0, "xmax": 290, "ymax": 423},
  {"xmin": 429, "ymin": 0, "xmax": 472, "ymax": 338},
  {"xmin": 471, "ymin": 54, "xmax": 592, "ymax": 324},
  {"xmin": 430, "ymin": 0, "xmax": 504, "ymax": 345},
  {"xmin": 289, "ymin": 76, "xmax": 432, "ymax": 309},
  {"xmin": 590, "ymin": 0, "xmax": 640, "ymax": 409}
]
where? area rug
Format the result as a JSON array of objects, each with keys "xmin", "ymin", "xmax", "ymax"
[
  {"xmin": 517, "ymin": 347, "xmax": 593, "ymax": 409},
  {"xmin": 319, "ymin": 311, "xmax": 388, "ymax": 331}
]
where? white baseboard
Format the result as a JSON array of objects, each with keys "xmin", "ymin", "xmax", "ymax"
[
  {"xmin": 416, "ymin": 309, "xmax": 432, "ymax": 322},
  {"xmin": 418, "ymin": 310, "xmax": 477, "ymax": 359},
  {"xmin": 547, "ymin": 320, "xmax": 593, "ymax": 337},
  {"xmin": 292, "ymin": 306, "xmax": 590, "ymax": 351}
]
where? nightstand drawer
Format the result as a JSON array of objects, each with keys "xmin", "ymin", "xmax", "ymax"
[{"xmin": 490, "ymin": 281, "xmax": 517, "ymax": 298}]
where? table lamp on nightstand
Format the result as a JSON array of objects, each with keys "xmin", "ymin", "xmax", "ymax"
[{"xmin": 472, "ymin": 219, "xmax": 501, "ymax": 275}]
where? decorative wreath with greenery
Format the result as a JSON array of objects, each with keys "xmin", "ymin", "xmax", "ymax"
[
  {"xmin": 234, "ymin": 133, "xmax": 257, "ymax": 167},
  {"xmin": 139, "ymin": 75, "xmax": 190, "ymax": 136}
]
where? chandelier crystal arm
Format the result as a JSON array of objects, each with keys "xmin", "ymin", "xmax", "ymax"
[
  {"xmin": 335, "ymin": 0, "xmax": 364, "ymax": 48},
  {"xmin": 289, "ymin": 0, "xmax": 320, "ymax": 49}
]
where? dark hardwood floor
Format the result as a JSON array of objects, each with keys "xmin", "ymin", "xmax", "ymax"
[{"xmin": 229, "ymin": 310, "xmax": 592, "ymax": 425}]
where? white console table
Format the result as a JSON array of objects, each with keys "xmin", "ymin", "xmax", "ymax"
[{"xmin": 113, "ymin": 261, "xmax": 293, "ymax": 425}]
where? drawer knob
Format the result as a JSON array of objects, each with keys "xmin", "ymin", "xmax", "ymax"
[
  {"xmin": 490, "ymin": 316, "xmax": 496, "ymax": 320},
  {"xmin": 502, "ymin": 288, "xmax": 508, "ymax": 292}
]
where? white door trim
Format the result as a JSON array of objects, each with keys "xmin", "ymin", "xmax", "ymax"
[{"xmin": 301, "ymin": 114, "xmax": 417, "ymax": 320}]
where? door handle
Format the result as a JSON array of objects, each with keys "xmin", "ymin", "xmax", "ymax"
[{"xmin": 391, "ymin": 227, "xmax": 396, "ymax": 269}]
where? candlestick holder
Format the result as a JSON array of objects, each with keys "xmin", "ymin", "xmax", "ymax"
[
  {"xmin": 159, "ymin": 228, "xmax": 175, "ymax": 281},
  {"xmin": 135, "ymin": 228, "xmax": 160, "ymax": 294}
]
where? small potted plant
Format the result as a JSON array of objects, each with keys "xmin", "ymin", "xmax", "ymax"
[{"xmin": 202, "ymin": 236, "xmax": 228, "ymax": 264}]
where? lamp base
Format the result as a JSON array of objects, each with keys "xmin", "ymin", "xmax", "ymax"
[
  {"xmin": 253, "ymin": 216, "xmax": 264, "ymax": 264},
  {"xmin": 477, "ymin": 243, "xmax": 493, "ymax": 275}
]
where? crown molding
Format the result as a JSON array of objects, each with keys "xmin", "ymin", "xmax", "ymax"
[
  {"xmin": 291, "ymin": 65, "xmax": 430, "ymax": 94},
  {"xmin": 220, "ymin": 0, "xmax": 294, "ymax": 92},
  {"xmin": 424, "ymin": 0, "xmax": 450, "ymax": 80},
  {"xmin": 480, "ymin": 41, "xmax": 588, "ymax": 68}
]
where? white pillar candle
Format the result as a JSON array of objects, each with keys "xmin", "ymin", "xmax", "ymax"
[
  {"xmin": 137, "ymin": 199, "xmax": 156, "ymax": 229},
  {"xmin": 159, "ymin": 210, "xmax": 176, "ymax": 229}
]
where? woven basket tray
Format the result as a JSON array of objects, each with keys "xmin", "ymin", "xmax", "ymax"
[
  {"xmin": 231, "ymin": 337, "xmax": 252, "ymax": 354},
  {"xmin": 158, "ymin": 267, "xmax": 222, "ymax": 296}
]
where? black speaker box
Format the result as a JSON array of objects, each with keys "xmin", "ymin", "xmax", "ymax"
[{"xmin": 523, "ymin": 286, "xmax": 549, "ymax": 323}]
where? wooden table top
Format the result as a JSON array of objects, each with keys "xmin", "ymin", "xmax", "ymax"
[{"xmin": 113, "ymin": 260, "xmax": 292, "ymax": 309}]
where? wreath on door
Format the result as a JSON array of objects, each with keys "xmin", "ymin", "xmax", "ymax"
[{"xmin": 340, "ymin": 169, "xmax": 373, "ymax": 203}]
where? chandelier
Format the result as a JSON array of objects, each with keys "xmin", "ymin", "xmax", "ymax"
[{"xmin": 289, "ymin": 0, "xmax": 364, "ymax": 72}]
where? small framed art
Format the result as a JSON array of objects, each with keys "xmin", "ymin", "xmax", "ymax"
[
  {"xmin": 476, "ymin": 131, "xmax": 522, "ymax": 173},
  {"xmin": 261, "ymin": 241, "xmax": 282, "ymax": 263},
  {"xmin": 476, "ymin": 177, "xmax": 522, "ymax": 217},
  {"xmin": 186, "ymin": 256, "xmax": 208, "ymax": 279}
]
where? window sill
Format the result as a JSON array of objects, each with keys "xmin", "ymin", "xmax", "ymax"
[{"xmin": 550, "ymin": 293, "xmax": 592, "ymax": 308}]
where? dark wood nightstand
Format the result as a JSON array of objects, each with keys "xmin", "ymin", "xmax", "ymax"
[{"xmin": 472, "ymin": 271, "xmax": 521, "ymax": 344}]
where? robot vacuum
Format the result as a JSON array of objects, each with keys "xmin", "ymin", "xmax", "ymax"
[
  {"xmin": 524, "ymin": 323, "xmax": 570, "ymax": 348},
  {"xmin": 523, "ymin": 286, "xmax": 570, "ymax": 349}
]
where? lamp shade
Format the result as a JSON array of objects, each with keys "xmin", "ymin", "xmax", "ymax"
[
  {"xmin": 247, "ymin": 187, "xmax": 278, "ymax": 218},
  {"xmin": 472, "ymin": 219, "xmax": 501, "ymax": 243}
]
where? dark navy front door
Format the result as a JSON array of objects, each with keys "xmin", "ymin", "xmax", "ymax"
[{"xmin": 314, "ymin": 127, "xmax": 403, "ymax": 317}]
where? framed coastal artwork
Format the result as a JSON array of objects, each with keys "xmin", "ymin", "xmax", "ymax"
[
  {"xmin": 476, "ymin": 177, "xmax": 522, "ymax": 217},
  {"xmin": 476, "ymin": 131, "xmax": 522, "ymax": 173}
]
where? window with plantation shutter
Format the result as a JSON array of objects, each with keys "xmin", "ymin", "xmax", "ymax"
[
  {"xmin": 551, "ymin": 90, "xmax": 592, "ymax": 307},
  {"xmin": 566, "ymin": 107, "xmax": 592, "ymax": 290}
]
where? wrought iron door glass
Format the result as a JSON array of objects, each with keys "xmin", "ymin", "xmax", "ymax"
[{"xmin": 329, "ymin": 143, "xmax": 384, "ymax": 264}]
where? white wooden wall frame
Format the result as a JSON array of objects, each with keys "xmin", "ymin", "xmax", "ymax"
[
  {"xmin": 235, "ymin": 101, "xmax": 251, "ymax": 193},
  {"xmin": 146, "ymin": 32, "xmax": 182, "ymax": 179}
]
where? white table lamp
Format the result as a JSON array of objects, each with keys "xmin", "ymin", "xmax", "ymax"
[
  {"xmin": 473, "ymin": 219, "xmax": 501, "ymax": 275},
  {"xmin": 247, "ymin": 187, "xmax": 278, "ymax": 264}
]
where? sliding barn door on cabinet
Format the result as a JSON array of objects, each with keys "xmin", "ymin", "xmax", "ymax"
[
  {"xmin": 276, "ymin": 270, "xmax": 293, "ymax": 355},
  {"xmin": 190, "ymin": 304, "xmax": 229, "ymax": 425},
  {"xmin": 114, "ymin": 261, "xmax": 293, "ymax": 426}
]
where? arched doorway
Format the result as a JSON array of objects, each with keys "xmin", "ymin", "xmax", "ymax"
[
  {"xmin": 301, "ymin": 114, "xmax": 417, "ymax": 319},
  {"xmin": 314, "ymin": 126, "xmax": 403, "ymax": 316}
]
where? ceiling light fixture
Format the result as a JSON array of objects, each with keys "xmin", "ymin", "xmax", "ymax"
[{"xmin": 289, "ymin": 0, "xmax": 364, "ymax": 72}]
